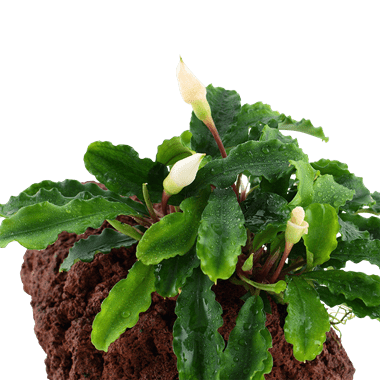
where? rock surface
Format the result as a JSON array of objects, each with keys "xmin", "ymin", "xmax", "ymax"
[{"xmin": 20, "ymin": 199, "xmax": 355, "ymax": 379}]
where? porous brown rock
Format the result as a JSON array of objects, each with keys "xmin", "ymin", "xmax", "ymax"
[{"xmin": 20, "ymin": 193, "xmax": 355, "ymax": 380}]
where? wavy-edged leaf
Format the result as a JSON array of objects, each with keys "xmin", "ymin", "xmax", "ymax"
[
  {"xmin": 154, "ymin": 244, "xmax": 200, "ymax": 298},
  {"xmin": 284, "ymin": 276, "xmax": 330, "ymax": 362},
  {"xmin": 288, "ymin": 160, "xmax": 318, "ymax": 207},
  {"xmin": 312, "ymin": 174, "xmax": 355, "ymax": 210},
  {"xmin": 0, "ymin": 179, "xmax": 148, "ymax": 218},
  {"xmin": 220, "ymin": 295, "xmax": 271, "ymax": 380},
  {"xmin": 91, "ymin": 260, "xmax": 155, "ymax": 352},
  {"xmin": 301, "ymin": 270, "xmax": 380, "ymax": 307},
  {"xmin": 315, "ymin": 284, "xmax": 380, "ymax": 320},
  {"xmin": 196, "ymin": 187, "xmax": 246, "ymax": 283},
  {"xmin": 311, "ymin": 158, "xmax": 374, "ymax": 212},
  {"xmin": 339, "ymin": 213, "xmax": 380, "ymax": 240},
  {"xmin": 183, "ymin": 140, "xmax": 307, "ymax": 197},
  {"xmin": 156, "ymin": 131, "xmax": 195, "ymax": 167},
  {"xmin": 0, "ymin": 198, "xmax": 140, "ymax": 249},
  {"xmin": 60, "ymin": 228, "xmax": 137, "ymax": 272},
  {"xmin": 241, "ymin": 189, "xmax": 290, "ymax": 232},
  {"xmin": 365, "ymin": 191, "xmax": 380, "ymax": 215},
  {"xmin": 251, "ymin": 328, "xmax": 274, "ymax": 380},
  {"xmin": 338, "ymin": 216, "xmax": 370, "ymax": 241},
  {"xmin": 303, "ymin": 203, "xmax": 340, "ymax": 268},
  {"xmin": 173, "ymin": 266, "xmax": 224, "ymax": 380},
  {"xmin": 136, "ymin": 188, "xmax": 210, "ymax": 265},
  {"xmin": 84, "ymin": 141, "xmax": 168, "ymax": 203},
  {"xmin": 190, "ymin": 85, "xmax": 243, "ymax": 157},
  {"xmin": 259, "ymin": 124, "xmax": 299, "ymax": 146}
]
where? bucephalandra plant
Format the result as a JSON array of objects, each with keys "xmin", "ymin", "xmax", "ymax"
[{"xmin": 1, "ymin": 57, "xmax": 380, "ymax": 379}]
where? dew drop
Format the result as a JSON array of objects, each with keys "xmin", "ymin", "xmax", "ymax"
[
  {"xmin": 279, "ymin": 144, "xmax": 287, "ymax": 151},
  {"xmin": 234, "ymin": 357, "xmax": 239, "ymax": 362},
  {"xmin": 262, "ymin": 147, "xmax": 270, "ymax": 154},
  {"xmin": 317, "ymin": 191, "xmax": 323, "ymax": 197},
  {"xmin": 122, "ymin": 310, "xmax": 131, "ymax": 318}
]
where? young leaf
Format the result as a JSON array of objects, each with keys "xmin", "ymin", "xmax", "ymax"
[
  {"xmin": 154, "ymin": 244, "xmax": 200, "ymax": 298},
  {"xmin": 136, "ymin": 188, "xmax": 210, "ymax": 265},
  {"xmin": 284, "ymin": 276, "xmax": 331, "ymax": 362},
  {"xmin": 303, "ymin": 203, "xmax": 340, "ymax": 267},
  {"xmin": 301, "ymin": 270, "xmax": 380, "ymax": 307},
  {"xmin": 0, "ymin": 198, "xmax": 141, "ymax": 250},
  {"xmin": 173, "ymin": 266, "xmax": 225, "ymax": 380},
  {"xmin": 59, "ymin": 228, "xmax": 137, "ymax": 272},
  {"xmin": 196, "ymin": 187, "xmax": 246, "ymax": 283},
  {"xmin": 84, "ymin": 141, "xmax": 168, "ymax": 203},
  {"xmin": 220, "ymin": 295, "xmax": 271, "ymax": 380},
  {"xmin": 0, "ymin": 179, "xmax": 148, "ymax": 218},
  {"xmin": 184, "ymin": 139, "xmax": 307, "ymax": 196},
  {"xmin": 91, "ymin": 260, "xmax": 155, "ymax": 352},
  {"xmin": 190, "ymin": 85, "xmax": 243, "ymax": 157}
]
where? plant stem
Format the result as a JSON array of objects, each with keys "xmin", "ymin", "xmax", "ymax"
[
  {"xmin": 203, "ymin": 116, "xmax": 240, "ymax": 202},
  {"xmin": 107, "ymin": 219, "xmax": 143, "ymax": 241},
  {"xmin": 161, "ymin": 190, "xmax": 171, "ymax": 216},
  {"xmin": 142, "ymin": 183, "xmax": 159, "ymax": 222},
  {"xmin": 270, "ymin": 241, "xmax": 294, "ymax": 283}
]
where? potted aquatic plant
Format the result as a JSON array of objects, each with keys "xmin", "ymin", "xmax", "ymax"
[{"xmin": 1, "ymin": 57, "xmax": 378, "ymax": 379}]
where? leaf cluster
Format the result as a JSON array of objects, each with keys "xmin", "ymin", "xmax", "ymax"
[{"xmin": 1, "ymin": 84, "xmax": 379, "ymax": 378}]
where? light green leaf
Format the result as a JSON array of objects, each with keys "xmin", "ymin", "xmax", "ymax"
[
  {"xmin": 196, "ymin": 188, "xmax": 246, "ymax": 282},
  {"xmin": 303, "ymin": 203, "xmax": 340, "ymax": 267},
  {"xmin": 91, "ymin": 260, "xmax": 155, "ymax": 352},
  {"xmin": 0, "ymin": 198, "xmax": 140, "ymax": 250},
  {"xmin": 284, "ymin": 276, "xmax": 331, "ymax": 362}
]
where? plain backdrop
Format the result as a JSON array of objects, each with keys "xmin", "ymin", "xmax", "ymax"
[{"xmin": 1, "ymin": 1, "xmax": 379, "ymax": 379}]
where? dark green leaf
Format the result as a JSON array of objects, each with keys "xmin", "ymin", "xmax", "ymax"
[
  {"xmin": 136, "ymin": 188, "xmax": 210, "ymax": 265},
  {"xmin": 365, "ymin": 191, "xmax": 380, "ymax": 214},
  {"xmin": 220, "ymin": 295, "xmax": 271, "ymax": 379},
  {"xmin": 259, "ymin": 125, "xmax": 299, "ymax": 146},
  {"xmin": 251, "ymin": 328, "xmax": 274, "ymax": 379},
  {"xmin": 0, "ymin": 198, "xmax": 140, "ymax": 250},
  {"xmin": 337, "ymin": 216, "xmax": 370, "ymax": 241},
  {"xmin": 301, "ymin": 270, "xmax": 380, "ymax": 307},
  {"xmin": 84, "ymin": 141, "xmax": 168, "ymax": 203},
  {"xmin": 60, "ymin": 228, "xmax": 137, "ymax": 272},
  {"xmin": 154, "ymin": 244, "xmax": 200, "ymax": 298},
  {"xmin": 196, "ymin": 188, "xmax": 246, "ymax": 282},
  {"xmin": 0, "ymin": 179, "xmax": 148, "ymax": 218},
  {"xmin": 284, "ymin": 276, "xmax": 330, "ymax": 361},
  {"xmin": 173, "ymin": 266, "xmax": 224, "ymax": 380},
  {"xmin": 91, "ymin": 260, "xmax": 155, "ymax": 352},
  {"xmin": 339, "ymin": 213, "xmax": 380, "ymax": 240}
]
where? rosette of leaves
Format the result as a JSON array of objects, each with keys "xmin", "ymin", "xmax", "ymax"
[{"xmin": 1, "ymin": 83, "xmax": 380, "ymax": 379}]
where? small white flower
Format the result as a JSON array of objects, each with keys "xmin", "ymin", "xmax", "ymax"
[
  {"xmin": 285, "ymin": 206, "xmax": 309, "ymax": 244},
  {"xmin": 163, "ymin": 153, "xmax": 206, "ymax": 195},
  {"xmin": 176, "ymin": 57, "xmax": 211, "ymax": 122}
]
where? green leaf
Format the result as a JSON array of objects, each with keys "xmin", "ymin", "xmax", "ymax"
[
  {"xmin": 313, "ymin": 174, "xmax": 355, "ymax": 210},
  {"xmin": 259, "ymin": 124, "xmax": 299, "ymax": 146},
  {"xmin": 251, "ymin": 328, "xmax": 274, "ymax": 380},
  {"xmin": 288, "ymin": 160, "xmax": 318, "ymax": 207},
  {"xmin": 240, "ymin": 277, "xmax": 287, "ymax": 294},
  {"xmin": 311, "ymin": 159, "xmax": 374, "ymax": 212},
  {"xmin": 337, "ymin": 216, "xmax": 370, "ymax": 241},
  {"xmin": 196, "ymin": 188, "xmax": 246, "ymax": 282},
  {"xmin": 241, "ymin": 189, "xmax": 290, "ymax": 232},
  {"xmin": 0, "ymin": 198, "xmax": 140, "ymax": 250},
  {"xmin": 173, "ymin": 266, "xmax": 224, "ymax": 380},
  {"xmin": 184, "ymin": 139, "xmax": 307, "ymax": 196},
  {"xmin": 156, "ymin": 131, "xmax": 195, "ymax": 166},
  {"xmin": 60, "ymin": 228, "xmax": 137, "ymax": 272},
  {"xmin": 284, "ymin": 276, "xmax": 331, "ymax": 362},
  {"xmin": 154, "ymin": 244, "xmax": 200, "ymax": 298},
  {"xmin": 136, "ymin": 188, "xmax": 210, "ymax": 265},
  {"xmin": 0, "ymin": 179, "xmax": 148, "ymax": 218},
  {"xmin": 190, "ymin": 85, "xmax": 243, "ymax": 157},
  {"xmin": 220, "ymin": 295, "xmax": 271, "ymax": 380},
  {"xmin": 303, "ymin": 203, "xmax": 340, "ymax": 267},
  {"xmin": 301, "ymin": 270, "xmax": 380, "ymax": 307},
  {"xmin": 365, "ymin": 191, "xmax": 380, "ymax": 215},
  {"xmin": 84, "ymin": 141, "xmax": 168, "ymax": 203},
  {"xmin": 339, "ymin": 213, "xmax": 380, "ymax": 240},
  {"xmin": 91, "ymin": 260, "xmax": 155, "ymax": 352}
]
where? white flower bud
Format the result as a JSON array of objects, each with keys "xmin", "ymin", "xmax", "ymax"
[
  {"xmin": 285, "ymin": 207, "xmax": 309, "ymax": 245},
  {"xmin": 176, "ymin": 57, "xmax": 211, "ymax": 121},
  {"xmin": 163, "ymin": 153, "xmax": 206, "ymax": 195}
]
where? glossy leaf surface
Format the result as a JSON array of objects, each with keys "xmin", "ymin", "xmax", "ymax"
[
  {"xmin": 251, "ymin": 328, "xmax": 274, "ymax": 380},
  {"xmin": 301, "ymin": 270, "xmax": 380, "ymax": 307},
  {"xmin": 91, "ymin": 260, "xmax": 155, "ymax": 352},
  {"xmin": 0, "ymin": 198, "xmax": 140, "ymax": 249},
  {"xmin": 84, "ymin": 141, "xmax": 168, "ymax": 202},
  {"xmin": 220, "ymin": 295, "xmax": 271, "ymax": 380},
  {"xmin": 303, "ymin": 203, "xmax": 340, "ymax": 267},
  {"xmin": 173, "ymin": 266, "xmax": 224, "ymax": 380},
  {"xmin": 196, "ymin": 188, "xmax": 246, "ymax": 282},
  {"xmin": 136, "ymin": 189, "xmax": 209, "ymax": 265},
  {"xmin": 284, "ymin": 276, "xmax": 330, "ymax": 362},
  {"xmin": 60, "ymin": 228, "xmax": 137, "ymax": 272}
]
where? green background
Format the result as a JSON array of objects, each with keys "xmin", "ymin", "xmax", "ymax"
[{"xmin": 0, "ymin": 2, "xmax": 378, "ymax": 379}]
